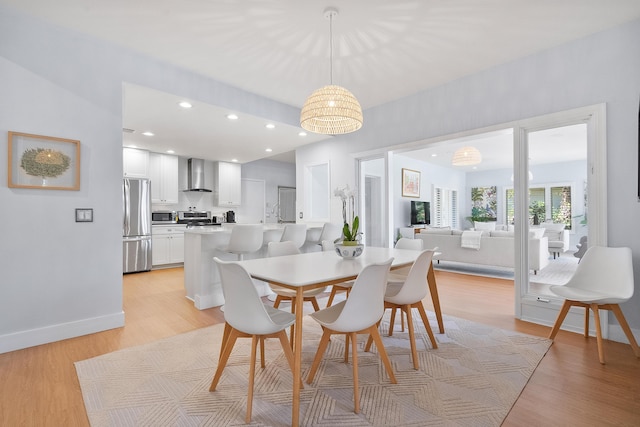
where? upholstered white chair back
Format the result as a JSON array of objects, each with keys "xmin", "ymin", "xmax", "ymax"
[
  {"xmin": 385, "ymin": 250, "xmax": 434, "ymax": 305},
  {"xmin": 226, "ymin": 224, "xmax": 264, "ymax": 255},
  {"xmin": 326, "ymin": 259, "xmax": 393, "ymax": 333},
  {"xmin": 267, "ymin": 240, "xmax": 300, "ymax": 257},
  {"xmin": 320, "ymin": 240, "xmax": 335, "ymax": 251},
  {"xmin": 280, "ymin": 223, "xmax": 308, "ymax": 248},
  {"xmin": 561, "ymin": 246, "xmax": 634, "ymax": 302},
  {"xmin": 318, "ymin": 223, "xmax": 342, "ymax": 243},
  {"xmin": 214, "ymin": 257, "xmax": 294, "ymax": 334},
  {"xmin": 395, "ymin": 237, "xmax": 423, "ymax": 250}
]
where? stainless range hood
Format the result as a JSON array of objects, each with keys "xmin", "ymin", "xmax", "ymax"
[{"xmin": 184, "ymin": 158, "xmax": 212, "ymax": 192}]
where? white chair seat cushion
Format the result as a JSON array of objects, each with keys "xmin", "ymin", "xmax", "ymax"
[
  {"xmin": 548, "ymin": 241, "xmax": 564, "ymax": 249},
  {"xmin": 270, "ymin": 285, "xmax": 326, "ymax": 298},
  {"xmin": 549, "ymin": 285, "xmax": 628, "ymax": 305},
  {"xmin": 262, "ymin": 304, "xmax": 296, "ymax": 330},
  {"xmin": 387, "ymin": 272, "xmax": 407, "ymax": 284},
  {"xmin": 309, "ymin": 300, "xmax": 346, "ymax": 329}
]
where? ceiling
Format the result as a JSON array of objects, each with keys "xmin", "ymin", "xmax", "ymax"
[{"xmin": 4, "ymin": 0, "xmax": 639, "ymax": 164}]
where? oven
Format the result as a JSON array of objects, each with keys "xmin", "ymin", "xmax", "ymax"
[{"xmin": 177, "ymin": 210, "xmax": 221, "ymax": 228}]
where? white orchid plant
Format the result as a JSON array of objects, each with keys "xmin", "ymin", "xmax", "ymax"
[{"xmin": 334, "ymin": 185, "xmax": 361, "ymax": 245}]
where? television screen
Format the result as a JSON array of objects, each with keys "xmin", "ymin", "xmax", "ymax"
[{"xmin": 411, "ymin": 200, "xmax": 430, "ymax": 225}]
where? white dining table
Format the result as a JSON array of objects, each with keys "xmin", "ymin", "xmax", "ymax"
[{"xmin": 237, "ymin": 247, "xmax": 422, "ymax": 427}]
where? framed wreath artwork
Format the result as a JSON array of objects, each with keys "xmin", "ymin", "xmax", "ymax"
[{"xmin": 7, "ymin": 131, "xmax": 80, "ymax": 190}]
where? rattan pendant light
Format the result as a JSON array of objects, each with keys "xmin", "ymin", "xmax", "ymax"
[
  {"xmin": 451, "ymin": 146, "xmax": 482, "ymax": 166},
  {"xmin": 300, "ymin": 7, "xmax": 363, "ymax": 135}
]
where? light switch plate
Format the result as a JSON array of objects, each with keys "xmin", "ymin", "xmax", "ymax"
[{"xmin": 75, "ymin": 208, "xmax": 93, "ymax": 222}]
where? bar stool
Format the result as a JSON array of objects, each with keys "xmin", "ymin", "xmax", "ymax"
[
  {"xmin": 280, "ymin": 223, "xmax": 308, "ymax": 249},
  {"xmin": 219, "ymin": 224, "xmax": 263, "ymax": 261}
]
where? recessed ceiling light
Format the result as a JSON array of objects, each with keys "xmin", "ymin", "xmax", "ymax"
[
  {"xmin": 231, "ymin": 158, "xmax": 238, "ymax": 162},
  {"xmin": 178, "ymin": 101, "xmax": 192, "ymax": 109},
  {"xmin": 227, "ymin": 114, "xmax": 238, "ymax": 120},
  {"xmin": 142, "ymin": 131, "xmax": 154, "ymax": 136},
  {"xmin": 166, "ymin": 150, "xmax": 175, "ymax": 154},
  {"xmin": 128, "ymin": 144, "xmax": 137, "ymax": 148},
  {"xmin": 431, "ymin": 153, "xmax": 438, "ymax": 157},
  {"xmin": 299, "ymin": 131, "xmax": 307, "ymax": 136},
  {"xmin": 265, "ymin": 123, "xmax": 275, "ymax": 129},
  {"xmin": 265, "ymin": 148, "xmax": 273, "ymax": 152}
]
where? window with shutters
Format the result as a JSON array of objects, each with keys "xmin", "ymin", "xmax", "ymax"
[{"xmin": 433, "ymin": 187, "xmax": 458, "ymax": 228}]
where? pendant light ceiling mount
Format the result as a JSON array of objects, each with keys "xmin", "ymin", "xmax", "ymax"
[{"xmin": 300, "ymin": 7, "xmax": 363, "ymax": 136}]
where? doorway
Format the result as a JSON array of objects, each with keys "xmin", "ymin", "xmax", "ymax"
[
  {"xmin": 359, "ymin": 157, "xmax": 387, "ymax": 248},
  {"xmin": 238, "ymin": 179, "xmax": 265, "ymax": 224}
]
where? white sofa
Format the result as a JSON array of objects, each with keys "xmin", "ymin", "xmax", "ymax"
[
  {"xmin": 536, "ymin": 222, "xmax": 570, "ymax": 259},
  {"xmin": 416, "ymin": 228, "xmax": 550, "ymax": 274}
]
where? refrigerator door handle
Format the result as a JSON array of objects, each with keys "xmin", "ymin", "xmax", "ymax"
[{"xmin": 123, "ymin": 179, "xmax": 130, "ymax": 236}]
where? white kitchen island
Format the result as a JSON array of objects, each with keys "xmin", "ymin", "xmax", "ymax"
[{"xmin": 183, "ymin": 224, "xmax": 289, "ymax": 309}]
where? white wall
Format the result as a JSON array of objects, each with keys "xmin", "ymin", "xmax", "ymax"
[
  {"xmin": 296, "ymin": 19, "xmax": 640, "ymax": 332},
  {"xmin": 0, "ymin": 4, "xmax": 303, "ymax": 353},
  {"xmin": 242, "ymin": 159, "xmax": 296, "ymax": 223}
]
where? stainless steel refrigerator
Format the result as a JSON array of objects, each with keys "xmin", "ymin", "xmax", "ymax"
[{"xmin": 123, "ymin": 178, "xmax": 152, "ymax": 273}]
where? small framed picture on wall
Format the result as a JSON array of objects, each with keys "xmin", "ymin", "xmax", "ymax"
[{"xmin": 402, "ymin": 168, "xmax": 420, "ymax": 198}]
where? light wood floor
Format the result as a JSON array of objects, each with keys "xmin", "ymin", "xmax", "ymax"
[{"xmin": 0, "ymin": 267, "xmax": 638, "ymax": 426}]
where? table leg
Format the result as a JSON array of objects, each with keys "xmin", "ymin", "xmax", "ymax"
[
  {"xmin": 291, "ymin": 287, "xmax": 304, "ymax": 427},
  {"xmin": 427, "ymin": 261, "xmax": 444, "ymax": 334}
]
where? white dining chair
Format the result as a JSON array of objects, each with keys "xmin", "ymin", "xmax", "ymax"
[
  {"xmin": 366, "ymin": 250, "xmax": 438, "ymax": 370},
  {"xmin": 280, "ymin": 223, "xmax": 308, "ymax": 249},
  {"xmin": 267, "ymin": 241, "xmax": 325, "ymax": 313},
  {"xmin": 322, "ymin": 239, "xmax": 355, "ymax": 307},
  {"xmin": 210, "ymin": 257, "xmax": 297, "ymax": 423},
  {"xmin": 548, "ymin": 246, "xmax": 640, "ymax": 364},
  {"xmin": 218, "ymin": 224, "xmax": 263, "ymax": 260},
  {"xmin": 306, "ymin": 258, "xmax": 396, "ymax": 414}
]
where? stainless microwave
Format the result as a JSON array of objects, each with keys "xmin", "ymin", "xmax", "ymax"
[{"xmin": 152, "ymin": 211, "xmax": 177, "ymax": 224}]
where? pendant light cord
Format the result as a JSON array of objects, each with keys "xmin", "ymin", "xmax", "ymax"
[{"xmin": 329, "ymin": 13, "xmax": 333, "ymax": 85}]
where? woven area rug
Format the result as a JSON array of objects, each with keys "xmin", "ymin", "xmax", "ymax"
[{"xmin": 75, "ymin": 312, "xmax": 550, "ymax": 426}]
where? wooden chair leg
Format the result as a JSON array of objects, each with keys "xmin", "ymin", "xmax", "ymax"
[
  {"xmin": 246, "ymin": 336, "xmax": 258, "ymax": 423},
  {"xmin": 400, "ymin": 310, "xmax": 405, "ymax": 332},
  {"xmin": 367, "ymin": 326, "xmax": 397, "ymax": 384},
  {"xmin": 388, "ymin": 307, "xmax": 397, "ymax": 336},
  {"xmin": 260, "ymin": 337, "xmax": 265, "ymax": 368},
  {"xmin": 273, "ymin": 295, "xmax": 283, "ymax": 309},
  {"xmin": 310, "ymin": 297, "xmax": 321, "ymax": 312},
  {"xmin": 584, "ymin": 305, "xmax": 590, "ymax": 338},
  {"xmin": 344, "ymin": 334, "xmax": 350, "ymax": 363},
  {"xmin": 219, "ymin": 322, "xmax": 232, "ymax": 362},
  {"xmin": 277, "ymin": 330, "xmax": 303, "ymax": 389},
  {"xmin": 326, "ymin": 288, "xmax": 337, "ymax": 307},
  {"xmin": 591, "ymin": 303, "xmax": 605, "ymax": 364},
  {"xmin": 350, "ymin": 332, "xmax": 360, "ymax": 414},
  {"xmin": 548, "ymin": 300, "xmax": 573, "ymax": 340},
  {"xmin": 416, "ymin": 301, "xmax": 438, "ymax": 349},
  {"xmin": 404, "ymin": 305, "xmax": 419, "ymax": 370},
  {"xmin": 609, "ymin": 304, "xmax": 640, "ymax": 358},
  {"xmin": 364, "ymin": 320, "xmax": 380, "ymax": 353},
  {"xmin": 210, "ymin": 328, "xmax": 240, "ymax": 391},
  {"xmin": 307, "ymin": 331, "xmax": 332, "ymax": 384}
]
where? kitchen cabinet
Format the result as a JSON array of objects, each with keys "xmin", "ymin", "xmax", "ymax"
[
  {"xmin": 149, "ymin": 153, "xmax": 179, "ymax": 204},
  {"xmin": 152, "ymin": 225, "xmax": 185, "ymax": 266},
  {"xmin": 123, "ymin": 147, "xmax": 149, "ymax": 178},
  {"xmin": 214, "ymin": 161, "xmax": 241, "ymax": 206}
]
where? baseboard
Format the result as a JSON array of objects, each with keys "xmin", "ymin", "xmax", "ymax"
[
  {"xmin": 0, "ymin": 311, "xmax": 125, "ymax": 354},
  {"xmin": 608, "ymin": 324, "xmax": 640, "ymax": 346}
]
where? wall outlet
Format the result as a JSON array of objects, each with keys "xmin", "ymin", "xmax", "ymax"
[{"xmin": 299, "ymin": 212, "xmax": 303, "ymax": 219}]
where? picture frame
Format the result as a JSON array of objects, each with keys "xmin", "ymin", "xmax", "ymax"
[
  {"xmin": 402, "ymin": 168, "xmax": 420, "ymax": 198},
  {"xmin": 7, "ymin": 131, "xmax": 80, "ymax": 190}
]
